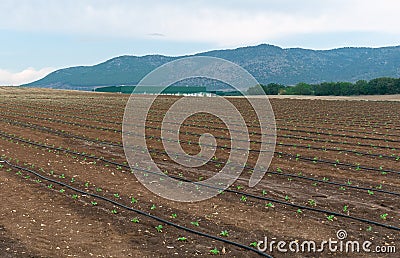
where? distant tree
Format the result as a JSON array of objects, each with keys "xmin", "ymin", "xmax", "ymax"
[
  {"xmin": 247, "ymin": 77, "xmax": 400, "ymax": 96},
  {"xmin": 286, "ymin": 83, "xmax": 313, "ymax": 95},
  {"xmin": 354, "ymin": 80, "xmax": 368, "ymax": 95},
  {"xmin": 246, "ymin": 84, "xmax": 266, "ymax": 95},
  {"xmin": 262, "ymin": 83, "xmax": 287, "ymax": 95},
  {"xmin": 247, "ymin": 83, "xmax": 287, "ymax": 95}
]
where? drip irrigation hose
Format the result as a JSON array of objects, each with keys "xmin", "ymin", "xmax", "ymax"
[
  {"xmin": 1, "ymin": 130, "xmax": 399, "ymax": 197},
  {"xmin": 1, "ymin": 138, "xmax": 399, "ymax": 231},
  {"xmin": 0, "ymin": 158, "xmax": 272, "ymax": 257}
]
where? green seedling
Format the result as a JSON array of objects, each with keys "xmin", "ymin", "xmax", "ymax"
[
  {"xmin": 220, "ymin": 230, "xmax": 229, "ymax": 237},
  {"xmin": 155, "ymin": 225, "xmax": 163, "ymax": 232},
  {"xmin": 250, "ymin": 242, "xmax": 258, "ymax": 247},
  {"xmin": 191, "ymin": 221, "xmax": 200, "ymax": 227},
  {"xmin": 210, "ymin": 248, "xmax": 220, "ymax": 255},
  {"xmin": 265, "ymin": 202, "xmax": 274, "ymax": 208}
]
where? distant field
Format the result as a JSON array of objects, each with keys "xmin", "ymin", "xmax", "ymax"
[{"xmin": 0, "ymin": 87, "xmax": 399, "ymax": 257}]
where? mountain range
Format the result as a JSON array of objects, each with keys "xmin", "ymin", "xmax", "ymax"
[{"xmin": 23, "ymin": 44, "xmax": 400, "ymax": 90}]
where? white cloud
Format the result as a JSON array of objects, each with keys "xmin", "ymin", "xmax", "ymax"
[
  {"xmin": 0, "ymin": 67, "xmax": 55, "ymax": 86},
  {"xmin": 0, "ymin": 0, "xmax": 399, "ymax": 47}
]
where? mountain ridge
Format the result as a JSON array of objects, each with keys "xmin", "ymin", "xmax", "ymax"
[{"xmin": 24, "ymin": 44, "xmax": 400, "ymax": 90}]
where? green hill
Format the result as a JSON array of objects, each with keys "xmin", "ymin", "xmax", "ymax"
[{"xmin": 23, "ymin": 44, "xmax": 400, "ymax": 90}]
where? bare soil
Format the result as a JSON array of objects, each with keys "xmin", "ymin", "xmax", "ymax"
[{"xmin": 0, "ymin": 87, "xmax": 398, "ymax": 257}]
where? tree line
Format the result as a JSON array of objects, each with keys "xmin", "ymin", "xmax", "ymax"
[{"xmin": 247, "ymin": 77, "xmax": 400, "ymax": 96}]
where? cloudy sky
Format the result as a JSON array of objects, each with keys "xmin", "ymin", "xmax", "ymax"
[{"xmin": 1, "ymin": 0, "xmax": 400, "ymax": 85}]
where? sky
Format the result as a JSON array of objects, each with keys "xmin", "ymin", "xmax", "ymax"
[{"xmin": 0, "ymin": 0, "xmax": 400, "ymax": 85}]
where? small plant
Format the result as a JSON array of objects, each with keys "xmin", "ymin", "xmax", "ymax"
[
  {"xmin": 380, "ymin": 213, "xmax": 388, "ymax": 220},
  {"xmin": 91, "ymin": 201, "xmax": 98, "ymax": 206},
  {"xmin": 47, "ymin": 184, "xmax": 53, "ymax": 189},
  {"xmin": 297, "ymin": 209, "xmax": 302, "ymax": 214},
  {"xmin": 170, "ymin": 213, "xmax": 177, "ymax": 219},
  {"xmin": 343, "ymin": 205, "xmax": 348, "ymax": 212},
  {"xmin": 150, "ymin": 204, "xmax": 156, "ymax": 210},
  {"xmin": 367, "ymin": 190, "xmax": 374, "ymax": 195},
  {"xmin": 284, "ymin": 195, "xmax": 290, "ymax": 201},
  {"xmin": 59, "ymin": 189, "xmax": 65, "ymax": 193},
  {"xmin": 265, "ymin": 202, "xmax": 274, "ymax": 208},
  {"xmin": 262, "ymin": 190, "xmax": 267, "ymax": 196},
  {"xmin": 70, "ymin": 178, "xmax": 75, "ymax": 183},
  {"xmin": 366, "ymin": 226, "xmax": 372, "ymax": 232},
  {"xmin": 131, "ymin": 218, "xmax": 139, "ymax": 223},
  {"xmin": 220, "ymin": 230, "xmax": 229, "ymax": 237},
  {"xmin": 326, "ymin": 215, "xmax": 335, "ymax": 221},
  {"xmin": 131, "ymin": 197, "xmax": 138, "ymax": 204},
  {"xmin": 72, "ymin": 194, "xmax": 78, "ymax": 199},
  {"xmin": 240, "ymin": 195, "xmax": 247, "ymax": 202},
  {"xmin": 111, "ymin": 209, "xmax": 118, "ymax": 214},
  {"xmin": 177, "ymin": 237, "xmax": 187, "ymax": 241},
  {"xmin": 59, "ymin": 174, "xmax": 65, "ymax": 179},
  {"xmin": 250, "ymin": 242, "xmax": 258, "ymax": 247},
  {"xmin": 155, "ymin": 225, "xmax": 163, "ymax": 232},
  {"xmin": 308, "ymin": 199, "xmax": 316, "ymax": 206},
  {"xmin": 191, "ymin": 221, "xmax": 200, "ymax": 227},
  {"xmin": 113, "ymin": 193, "xmax": 120, "ymax": 198},
  {"xmin": 210, "ymin": 248, "xmax": 220, "ymax": 255},
  {"xmin": 84, "ymin": 182, "xmax": 89, "ymax": 187}
]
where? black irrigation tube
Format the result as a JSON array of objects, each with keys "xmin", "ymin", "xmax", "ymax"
[
  {"xmin": 4, "ymin": 107, "xmax": 400, "ymax": 143},
  {"xmin": 3, "ymin": 102, "xmax": 400, "ymax": 136},
  {"xmin": 2, "ymin": 113, "xmax": 400, "ymax": 160},
  {"xmin": 1, "ymin": 134, "xmax": 400, "ymax": 232},
  {"xmin": 4, "ymin": 112, "xmax": 400, "ymax": 163},
  {"xmin": 2, "ymin": 117, "xmax": 400, "ymax": 176},
  {"xmin": 1, "ymin": 150, "xmax": 399, "ymax": 232},
  {"xmin": 4, "ymin": 106, "xmax": 400, "ymax": 140},
  {"xmin": 0, "ymin": 159, "xmax": 272, "ymax": 257},
  {"xmin": 277, "ymin": 152, "xmax": 400, "ymax": 176},
  {"xmin": 1, "ymin": 130, "xmax": 399, "ymax": 198},
  {"xmin": 4, "ymin": 95, "xmax": 400, "ymax": 127}
]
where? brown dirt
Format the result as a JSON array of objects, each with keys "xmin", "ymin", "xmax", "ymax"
[{"xmin": 0, "ymin": 87, "xmax": 399, "ymax": 257}]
